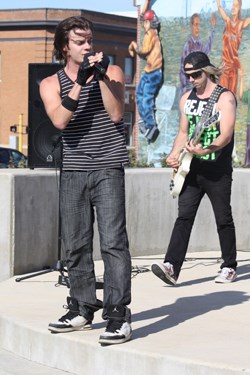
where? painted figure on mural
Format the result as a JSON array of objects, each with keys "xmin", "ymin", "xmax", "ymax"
[
  {"xmin": 128, "ymin": 0, "xmax": 163, "ymax": 143},
  {"xmin": 180, "ymin": 12, "xmax": 216, "ymax": 95},
  {"xmin": 216, "ymin": 0, "xmax": 250, "ymax": 96},
  {"xmin": 239, "ymin": 66, "xmax": 250, "ymax": 167}
]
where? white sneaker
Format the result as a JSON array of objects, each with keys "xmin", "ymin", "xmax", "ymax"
[
  {"xmin": 48, "ymin": 311, "xmax": 92, "ymax": 333},
  {"xmin": 151, "ymin": 262, "xmax": 177, "ymax": 285},
  {"xmin": 99, "ymin": 305, "xmax": 132, "ymax": 345},
  {"xmin": 99, "ymin": 320, "xmax": 132, "ymax": 345},
  {"xmin": 215, "ymin": 267, "xmax": 237, "ymax": 283},
  {"xmin": 48, "ymin": 297, "xmax": 92, "ymax": 333}
]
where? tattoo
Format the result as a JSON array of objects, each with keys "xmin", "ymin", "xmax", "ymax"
[{"xmin": 229, "ymin": 97, "xmax": 236, "ymax": 106}]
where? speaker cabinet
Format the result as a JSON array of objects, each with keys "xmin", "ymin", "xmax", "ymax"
[{"xmin": 28, "ymin": 63, "xmax": 62, "ymax": 168}]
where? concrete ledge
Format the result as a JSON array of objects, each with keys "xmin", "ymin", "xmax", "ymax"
[
  {"xmin": 0, "ymin": 168, "xmax": 250, "ymax": 281},
  {"xmin": 126, "ymin": 168, "xmax": 250, "ymax": 255},
  {"xmin": 0, "ymin": 170, "xmax": 60, "ymax": 281},
  {"xmin": 1, "ymin": 253, "xmax": 250, "ymax": 374}
]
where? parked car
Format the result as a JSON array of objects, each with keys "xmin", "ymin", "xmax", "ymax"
[{"xmin": 0, "ymin": 147, "xmax": 27, "ymax": 168}]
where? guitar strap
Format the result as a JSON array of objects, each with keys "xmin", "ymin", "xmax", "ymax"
[{"xmin": 199, "ymin": 84, "xmax": 224, "ymax": 124}]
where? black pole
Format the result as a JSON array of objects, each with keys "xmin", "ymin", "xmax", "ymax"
[
  {"xmin": 15, "ymin": 136, "xmax": 65, "ymax": 284},
  {"xmin": 15, "ymin": 136, "xmax": 103, "ymax": 289}
]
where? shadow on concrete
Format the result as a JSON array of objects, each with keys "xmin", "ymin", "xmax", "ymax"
[{"xmin": 131, "ymin": 291, "xmax": 250, "ymax": 340}]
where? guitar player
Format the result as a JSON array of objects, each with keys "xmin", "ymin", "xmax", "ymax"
[{"xmin": 151, "ymin": 51, "xmax": 237, "ymax": 285}]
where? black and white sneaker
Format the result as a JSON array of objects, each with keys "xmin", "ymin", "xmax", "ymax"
[
  {"xmin": 99, "ymin": 305, "xmax": 132, "ymax": 345},
  {"xmin": 145, "ymin": 125, "xmax": 159, "ymax": 143},
  {"xmin": 48, "ymin": 297, "xmax": 92, "ymax": 333},
  {"xmin": 138, "ymin": 118, "xmax": 147, "ymax": 134},
  {"xmin": 151, "ymin": 262, "xmax": 177, "ymax": 286}
]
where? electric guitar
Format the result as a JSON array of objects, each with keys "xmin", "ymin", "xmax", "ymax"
[{"xmin": 169, "ymin": 111, "xmax": 221, "ymax": 199}]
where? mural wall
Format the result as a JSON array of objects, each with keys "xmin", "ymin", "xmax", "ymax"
[{"xmin": 133, "ymin": 0, "xmax": 250, "ymax": 167}]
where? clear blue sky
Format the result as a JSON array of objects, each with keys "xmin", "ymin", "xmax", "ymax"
[
  {"xmin": 0, "ymin": 0, "xmax": 137, "ymax": 13},
  {"xmin": 2, "ymin": 1, "xmax": 250, "ymax": 20}
]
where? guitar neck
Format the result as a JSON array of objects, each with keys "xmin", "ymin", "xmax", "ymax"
[
  {"xmin": 189, "ymin": 111, "xmax": 221, "ymax": 146},
  {"xmin": 190, "ymin": 127, "xmax": 204, "ymax": 145}
]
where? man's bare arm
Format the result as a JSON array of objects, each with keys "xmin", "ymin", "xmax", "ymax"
[
  {"xmin": 40, "ymin": 74, "xmax": 82, "ymax": 130},
  {"xmin": 99, "ymin": 65, "xmax": 125, "ymax": 123}
]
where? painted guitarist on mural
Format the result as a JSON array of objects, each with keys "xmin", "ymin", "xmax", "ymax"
[{"xmin": 151, "ymin": 51, "xmax": 238, "ymax": 285}]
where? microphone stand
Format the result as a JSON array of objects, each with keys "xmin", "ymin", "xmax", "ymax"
[
  {"xmin": 15, "ymin": 136, "xmax": 69, "ymax": 286},
  {"xmin": 15, "ymin": 136, "xmax": 103, "ymax": 289}
]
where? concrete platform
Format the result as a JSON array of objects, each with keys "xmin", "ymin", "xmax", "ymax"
[{"xmin": 1, "ymin": 251, "xmax": 250, "ymax": 375}]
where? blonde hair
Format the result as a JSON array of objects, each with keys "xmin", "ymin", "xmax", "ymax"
[{"xmin": 202, "ymin": 64, "xmax": 223, "ymax": 83}]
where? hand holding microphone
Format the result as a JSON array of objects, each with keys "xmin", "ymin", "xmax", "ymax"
[
  {"xmin": 76, "ymin": 52, "xmax": 110, "ymax": 86},
  {"xmin": 76, "ymin": 55, "xmax": 95, "ymax": 86},
  {"xmin": 94, "ymin": 53, "xmax": 110, "ymax": 80},
  {"xmin": 84, "ymin": 52, "xmax": 110, "ymax": 81}
]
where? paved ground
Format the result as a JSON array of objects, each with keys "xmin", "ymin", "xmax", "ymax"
[
  {"xmin": 1, "ymin": 251, "xmax": 250, "ymax": 375},
  {"xmin": 0, "ymin": 348, "xmax": 74, "ymax": 375}
]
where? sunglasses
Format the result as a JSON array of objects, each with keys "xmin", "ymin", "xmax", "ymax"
[{"xmin": 184, "ymin": 70, "xmax": 203, "ymax": 80}]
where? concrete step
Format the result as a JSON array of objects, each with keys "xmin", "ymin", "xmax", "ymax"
[
  {"xmin": 0, "ymin": 348, "xmax": 74, "ymax": 375},
  {"xmin": 1, "ymin": 253, "xmax": 250, "ymax": 375}
]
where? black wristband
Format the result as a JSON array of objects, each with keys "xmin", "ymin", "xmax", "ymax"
[{"xmin": 61, "ymin": 96, "xmax": 79, "ymax": 112}]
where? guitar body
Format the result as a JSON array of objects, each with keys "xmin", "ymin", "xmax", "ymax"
[
  {"xmin": 169, "ymin": 111, "xmax": 221, "ymax": 199},
  {"xmin": 169, "ymin": 150, "xmax": 193, "ymax": 198}
]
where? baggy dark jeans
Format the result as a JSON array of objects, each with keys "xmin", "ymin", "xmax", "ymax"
[
  {"xmin": 136, "ymin": 69, "xmax": 162, "ymax": 129},
  {"xmin": 165, "ymin": 170, "xmax": 237, "ymax": 278},
  {"xmin": 60, "ymin": 168, "xmax": 131, "ymax": 321}
]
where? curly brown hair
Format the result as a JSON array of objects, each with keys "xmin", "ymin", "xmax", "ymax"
[{"xmin": 53, "ymin": 16, "xmax": 94, "ymax": 64}]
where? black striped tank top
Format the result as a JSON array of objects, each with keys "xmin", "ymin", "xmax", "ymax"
[{"xmin": 57, "ymin": 69, "xmax": 129, "ymax": 171}]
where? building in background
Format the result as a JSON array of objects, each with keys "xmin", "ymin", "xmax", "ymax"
[{"xmin": 0, "ymin": 8, "xmax": 136, "ymax": 154}]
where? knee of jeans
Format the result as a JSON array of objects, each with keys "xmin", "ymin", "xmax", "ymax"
[{"xmin": 217, "ymin": 220, "xmax": 235, "ymax": 231}]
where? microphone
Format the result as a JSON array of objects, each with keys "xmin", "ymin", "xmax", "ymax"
[
  {"xmin": 83, "ymin": 52, "xmax": 108, "ymax": 75},
  {"xmin": 95, "ymin": 64, "xmax": 106, "ymax": 75}
]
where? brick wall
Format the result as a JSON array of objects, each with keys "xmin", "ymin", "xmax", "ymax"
[{"xmin": 0, "ymin": 9, "xmax": 136, "ymax": 154}]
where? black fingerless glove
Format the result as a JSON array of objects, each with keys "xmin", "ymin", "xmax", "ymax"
[
  {"xmin": 94, "ymin": 54, "xmax": 110, "ymax": 81},
  {"xmin": 76, "ymin": 54, "xmax": 95, "ymax": 86}
]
